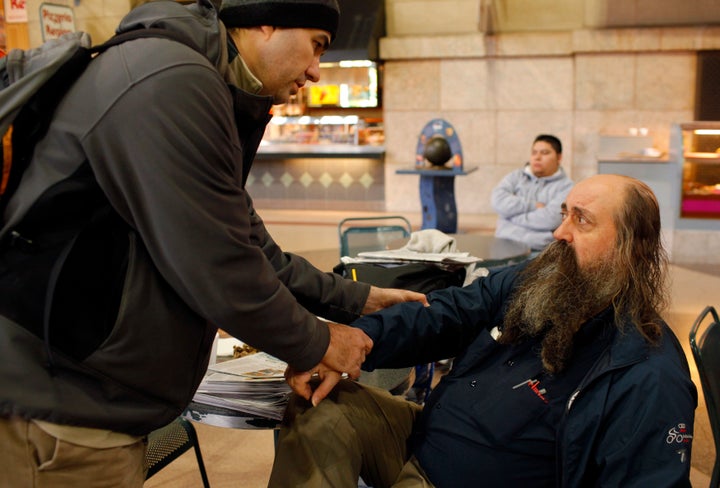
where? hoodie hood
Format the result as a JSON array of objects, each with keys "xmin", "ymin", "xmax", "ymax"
[
  {"xmin": 117, "ymin": 0, "xmax": 228, "ymax": 75},
  {"xmin": 522, "ymin": 163, "xmax": 567, "ymax": 184}
]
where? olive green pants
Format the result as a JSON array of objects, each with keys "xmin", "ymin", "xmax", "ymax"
[
  {"xmin": 268, "ymin": 380, "xmax": 434, "ymax": 488},
  {"xmin": 0, "ymin": 416, "xmax": 145, "ymax": 488}
]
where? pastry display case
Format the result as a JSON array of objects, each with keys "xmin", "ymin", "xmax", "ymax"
[
  {"xmin": 676, "ymin": 122, "xmax": 720, "ymax": 219},
  {"xmin": 263, "ymin": 115, "xmax": 363, "ymax": 145},
  {"xmin": 259, "ymin": 115, "xmax": 385, "ymax": 159},
  {"xmin": 678, "ymin": 121, "xmax": 720, "ymax": 219}
]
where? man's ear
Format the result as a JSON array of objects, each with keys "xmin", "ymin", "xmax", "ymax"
[{"xmin": 258, "ymin": 25, "xmax": 276, "ymax": 39}]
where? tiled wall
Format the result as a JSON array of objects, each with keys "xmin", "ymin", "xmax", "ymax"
[{"xmin": 248, "ymin": 157, "xmax": 385, "ymax": 211}]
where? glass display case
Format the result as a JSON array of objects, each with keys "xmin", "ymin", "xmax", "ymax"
[
  {"xmin": 263, "ymin": 115, "xmax": 362, "ymax": 145},
  {"xmin": 262, "ymin": 115, "xmax": 385, "ymax": 147},
  {"xmin": 677, "ymin": 122, "xmax": 720, "ymax": 219}
]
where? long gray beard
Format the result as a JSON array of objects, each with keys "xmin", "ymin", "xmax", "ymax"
[{"xmin": 500, "ymin": 241, "xmax": 620, "ymax": 373}]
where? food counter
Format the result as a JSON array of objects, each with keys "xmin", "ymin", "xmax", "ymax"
[
  {"xmin": 248, "ymin": 114, "xmax": 387, "ymax": 211},
  {"xmin": 597, "ymin": 155, "xmax": 679, "ymax": 247},
  {"xmin": 597, "ymin": 134, "xmax": 679, "ymax": 237},
  {"xmin": 597, "ymin": 125, "xmax": 720, "ymax": 264},
  {"xmin": 597, "ymin": 127, "xmax": 720, "ymax": 226},
  {"xmin": 256, "ymin": 142, "xmax": 385, "ymax": 160}
]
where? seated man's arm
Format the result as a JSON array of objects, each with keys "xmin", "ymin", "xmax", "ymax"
[
  {"xmin": 506, "ymin": 180, "xmax": 573, "ymax": 232},
  {"xmin": 356, "ymin": 264, "xmax": 520, "ymax": 370},
  {"xmin": 286, "ymin": 264, "xmax": 522, "ymax": 405},
  {"xmin": 491, "ymin": 171, "xmax": 534, "ymax": 218}
]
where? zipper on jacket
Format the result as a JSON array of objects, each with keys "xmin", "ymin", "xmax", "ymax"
[{"xmin": 564, "ymin": 352, "xmax": 645, "ymax": 413}]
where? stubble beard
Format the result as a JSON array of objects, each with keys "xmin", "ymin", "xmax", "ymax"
[{"xmin": 500, "ymin": 240, "xmax": 622, "ymax": 374}]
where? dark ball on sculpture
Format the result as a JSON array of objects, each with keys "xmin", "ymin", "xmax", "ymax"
[{"xmin": 424, "ymin": 136, "xmax": 452, "ymax": 166}]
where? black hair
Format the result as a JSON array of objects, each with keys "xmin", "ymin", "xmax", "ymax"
[{"xmin": 534, "ymin": 134, "xmax": 562, "ymax": 154}]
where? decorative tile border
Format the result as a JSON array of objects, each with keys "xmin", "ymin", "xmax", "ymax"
[{"xmin": 248, "ymin": 157, "xmax": 385, "ymax": 210}]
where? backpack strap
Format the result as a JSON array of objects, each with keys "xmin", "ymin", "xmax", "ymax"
[
  {"xmin": 92, "ymin": 27, "xmax": 203, "ymax": 56},
  {"xmin": 0, "ymin": 27, "xmax": 205, "ymax": 219},
  {"xmin": 0, "ymin": 46, "xmax": 93, "ymax": 216}
]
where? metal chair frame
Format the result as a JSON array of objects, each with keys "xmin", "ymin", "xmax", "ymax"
[
  {"xmin": 689, "ymin": 305, "xmax": 720, "ymax": 488},
  {"xmin": 338, "ymin": 215, "xmax": 412, "ymax": 258},
  {"xmin": 144, "ymin": 416, "xmax": 210, "ymax": 487}
]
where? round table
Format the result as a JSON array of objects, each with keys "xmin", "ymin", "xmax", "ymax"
[
  {"xmin": 183, "ymin": 366, "xmax": 414, "ymax": 430},
  {"xmin": 184, "ymin": 401, "xmax": 281, "ymax": 429}
]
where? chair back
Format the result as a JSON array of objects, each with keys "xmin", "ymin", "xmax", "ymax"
[
  {"xmin": 338, "ymin": 215, "xmax": 412, "ymax": 258},
  {"xmin": 689, "ymin": 305, "xmax": 720, "ymax": 488},
  {"xmin": 145, "ymin": 417, "xmax": 210, "ymax": 487}
]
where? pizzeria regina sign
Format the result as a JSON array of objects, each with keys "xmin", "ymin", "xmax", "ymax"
[{"xmin": 40, "ymin": 3, "xmax": 76, "ymax": 41}]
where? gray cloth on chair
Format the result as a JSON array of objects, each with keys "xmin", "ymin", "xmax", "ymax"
[{"xmin": 401, "ymin": 229, "xmax": 457, "ymax": 254}]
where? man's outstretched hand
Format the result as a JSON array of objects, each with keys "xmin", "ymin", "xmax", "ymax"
[{"xmin": 363, "ymin": 285, "xmax": 428, "ymax": 314}]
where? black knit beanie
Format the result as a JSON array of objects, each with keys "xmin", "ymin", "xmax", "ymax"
[{"xmin": 219, "ymin": 0, "xmax": 340, "ymax": 40}]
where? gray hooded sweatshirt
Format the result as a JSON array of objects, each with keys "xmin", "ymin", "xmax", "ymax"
[{"xmin": 491, "ymin": 164, "xmax": 574, "ymax": 250}]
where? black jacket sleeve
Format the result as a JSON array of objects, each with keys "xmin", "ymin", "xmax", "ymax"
[
  {"xmin": 245, "ymin": 194, "xmax": 371, "ymax": 324},
  {"xmin": 354, "ymin": 264, "xmax": 521, "ymax": 370}
]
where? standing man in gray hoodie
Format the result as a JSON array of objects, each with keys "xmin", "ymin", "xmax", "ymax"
[{"xmin": 0, "ymin": 1, "xmax": 425, "ymax": 486}]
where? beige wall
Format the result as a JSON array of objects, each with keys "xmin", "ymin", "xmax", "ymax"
[
  {"xmin": 18, "ymin": 0, "xmax": 719, "ymax": 218},
  {"xmin": 380, "ymin": 7, "xmax": 720, "ymax": 217},
  {"xmin": 380, "ymin": 1, "xmax": 720, "ymax": 263}
]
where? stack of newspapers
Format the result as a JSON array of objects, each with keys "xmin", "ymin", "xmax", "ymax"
[{"xmin": 192, "ymin": 352, "xmax": 290, "ymax": 421}]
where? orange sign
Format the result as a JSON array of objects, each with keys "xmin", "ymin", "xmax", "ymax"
[{"xmin": 309, "ymin": 85, "xmax": 340, "ymax": 106}]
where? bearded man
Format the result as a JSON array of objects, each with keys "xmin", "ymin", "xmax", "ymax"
[{"xmin": 269, "ymin": 174, "xmax": 697, "ymax": 488}]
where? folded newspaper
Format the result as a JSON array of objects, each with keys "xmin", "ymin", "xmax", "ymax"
[{"xmin": 193, "ymin": 352, "xmax": 290, "ymax": 421}]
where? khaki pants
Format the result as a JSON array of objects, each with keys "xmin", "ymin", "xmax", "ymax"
[
  {"xmin": 268, "ymin": 380, "xmax": 435, "ymax": 488},
  {"xmin": 0, "ymin": 417, "xmax": 146, "ymax": 488}
]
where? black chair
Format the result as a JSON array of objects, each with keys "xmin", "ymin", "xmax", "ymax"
[
  {"xmin": 144, "ymin": 417, "xmax": 211, "ymax": 487},
  {"xmin": 689, "ymin": 305, "xmax": 720, "ymax": 488}
]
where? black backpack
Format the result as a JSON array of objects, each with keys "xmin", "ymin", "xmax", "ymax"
[
  {"xmin": 0, "ymin": 28, "xmax": 198, "ymax": 217},
  {"xmin": 0, "ymin": 27, "xmax": 200, "ymax": 366}
]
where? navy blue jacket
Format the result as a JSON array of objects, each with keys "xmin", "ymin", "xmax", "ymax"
[{"xmin": 354, "ymin": 264, "xmax": 697, "ymax": 487}]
